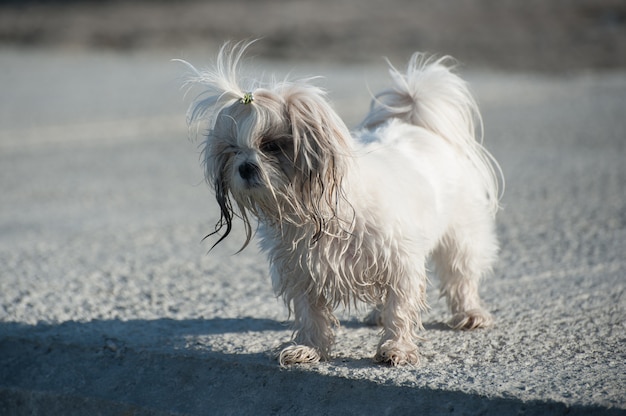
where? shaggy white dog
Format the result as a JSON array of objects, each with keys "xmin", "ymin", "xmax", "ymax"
[{"xmin": 180, "ymin": 42, "xmax": 502, "ymax": 366}]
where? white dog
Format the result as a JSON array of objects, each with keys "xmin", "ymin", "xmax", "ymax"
[{"xmin": 180, "ymin": 42, "xmax": 502, "ymax": 366}]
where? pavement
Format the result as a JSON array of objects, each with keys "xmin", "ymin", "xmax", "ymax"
[{"xmin": 0, "ymin": 47, "xmax": 625, "ymax": 415}]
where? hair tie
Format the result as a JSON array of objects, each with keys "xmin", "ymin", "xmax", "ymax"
[{"xmin": 240, "ymin": 92, "xmax": 254, "ymax": 105}]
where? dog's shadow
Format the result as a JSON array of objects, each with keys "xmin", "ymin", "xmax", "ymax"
[
  {"xmin": 3, "ymin": 316, "xmax": 453, "ymax": 371},
  {"xmin": 340, "ymin": 319, "xmax": 452, "ymax": 332},
  {"xmin": 5, "ymin": 317, "xmax": 605, "ymax": 415},
  {"xmin": 2, "ymin": 317, "xmax": 289, "ymax": 346}
]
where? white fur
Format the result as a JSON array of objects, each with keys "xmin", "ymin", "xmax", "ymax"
[{"xmin": 180, "ymin": 41, "xmax": 503, "ymax": 366}]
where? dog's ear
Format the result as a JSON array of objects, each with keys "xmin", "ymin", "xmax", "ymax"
[
  {"xmin": 283, "ymin": 85, "xmax": 353, "ymax": 240},
  {"xmin": 284, "ymin": 86, "xmax": 352, "ymax": 168}
]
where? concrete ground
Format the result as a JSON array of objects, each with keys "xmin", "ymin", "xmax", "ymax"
[{"xmin": 0, "ymin": 47, "xmax": 625, "ymax": 415}]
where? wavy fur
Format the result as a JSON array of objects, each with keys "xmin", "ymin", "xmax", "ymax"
[
  {"xmin": 181, "ymin": 42, "xmax": 503, "ymax": 367},
  {"xmin": 359, "ymin": 53, "xmax": 502, "ymax": 215}
]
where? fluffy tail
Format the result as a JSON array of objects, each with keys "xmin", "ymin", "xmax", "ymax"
[{"xmin": 360, "ymin": 53, "xmax": 503, "ymax": 215}]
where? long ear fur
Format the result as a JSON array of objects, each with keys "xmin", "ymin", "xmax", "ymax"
[
  {"xmin": 282, "ymin": 85, "xmax": 354, "ymax": 241},
  {"xmin": 177, "ymin": 41, "xmax": 261, "ymax": 249}
]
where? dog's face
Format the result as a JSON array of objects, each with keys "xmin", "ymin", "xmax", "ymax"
[
  {"xmin": 206, "ymin": 92, "xmax": 293, "ymax": 197},
  {"xmin": 202, "ymin": 84, "xmax": 353, "ymax": 247}
]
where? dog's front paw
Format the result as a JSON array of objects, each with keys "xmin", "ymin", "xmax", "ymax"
[
  {"xmin": 375, "ymin": 340, "xmax": 420, "ymax": 366},
  {"xmin": 276, "ymin": 344, "xmax": 322, "ymax": 367},
  {"xmin": 449, "ymin": 308, "xmax": 493, "ymax": 330}
]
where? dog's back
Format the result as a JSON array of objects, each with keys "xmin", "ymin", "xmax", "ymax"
[{"xmin": 359, "ymin": 54, "xmax": 502, "ymax": 217}]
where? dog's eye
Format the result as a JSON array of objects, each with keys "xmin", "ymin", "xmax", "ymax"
[{"xmin": 260, "ymin": 140, "xmax": 282, "ymax": 154}]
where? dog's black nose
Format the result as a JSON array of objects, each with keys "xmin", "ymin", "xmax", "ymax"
[{"xmin": 238, "ymin": 162, "xmax": 257, "ymax": 181}]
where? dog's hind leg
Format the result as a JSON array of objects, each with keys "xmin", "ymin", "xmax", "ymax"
[
  {"xmin": 363, "ymin": 304, "xmax": 384, "ymax": 326},
  {"xmin": 433, "ymin": 218, "xmax": 497, "ymax": 330}
]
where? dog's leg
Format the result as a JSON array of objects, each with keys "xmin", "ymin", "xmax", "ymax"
[
  {"xmin": 277, "ymin": 293, "xmax": 336, "ymax": 366},
  {"xmin": 433, "ymin": 225, "xmax": 496, "ymax": 330},
  {"xmin": 374, "ymin": 271, "xmax": 426, "ymax": 366},
  {"xmin": 363, "ymin": 304, "xmax": 383, "ymax": 326}
]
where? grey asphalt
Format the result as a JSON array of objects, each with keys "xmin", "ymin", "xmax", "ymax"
[{"xmin": 0, "ymin": 48, "xmax": 624, "ymax": 415}]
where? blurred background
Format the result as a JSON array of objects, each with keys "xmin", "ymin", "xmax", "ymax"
[{"xmin": 1, "ymin": 0, "xmax": 625, "ymax": 72}]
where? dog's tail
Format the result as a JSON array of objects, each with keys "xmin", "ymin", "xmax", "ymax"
[{"xmin": 359, "ymin": 53, "xmax": 503, "ymax": 215}]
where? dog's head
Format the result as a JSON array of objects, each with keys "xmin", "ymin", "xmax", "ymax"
[{"xmin": 181, "ymin": 42, "xmax": 353, "ymax": 249}]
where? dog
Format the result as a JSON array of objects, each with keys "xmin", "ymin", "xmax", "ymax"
[{"xmin": 180, "ymin": 41, "xmax": 502, "ymax": 366}]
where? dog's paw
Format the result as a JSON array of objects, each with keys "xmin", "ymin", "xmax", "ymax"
[
  {"xmin": 449, "ymin": 308, "xmax": 493, "ymax": 330},
  {"xmin": 276, "ymin": 344, "xmax": 322, "ymax": 367},
  {"xmin": 375, "ymin": 340, "xmax": 420, "ymax": 366}
]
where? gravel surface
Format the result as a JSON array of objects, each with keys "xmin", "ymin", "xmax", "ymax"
[{"xmin": 0, "ymin": 34, "xmax": 625, "ymax": 416}]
